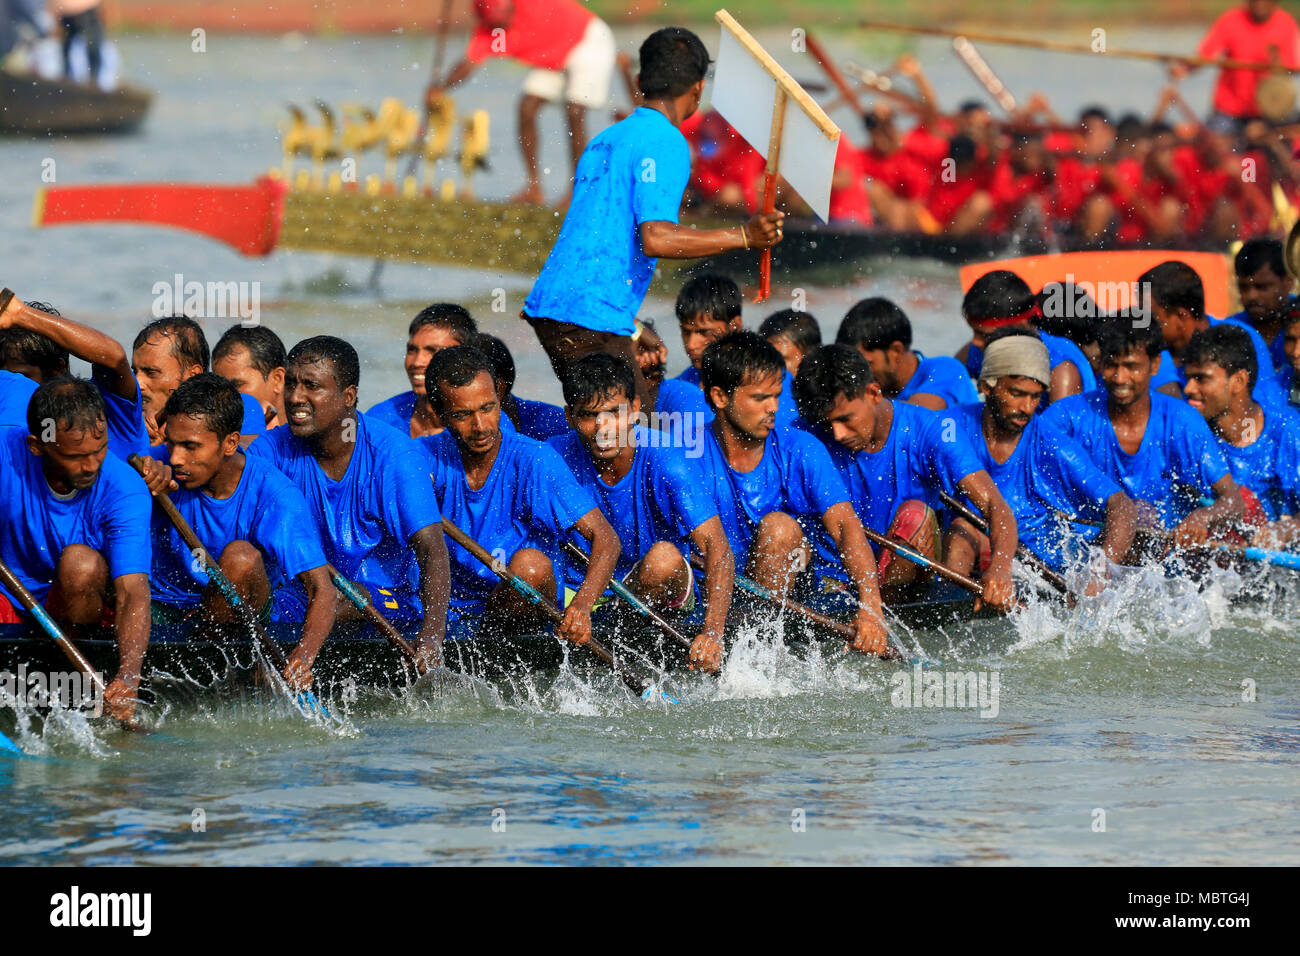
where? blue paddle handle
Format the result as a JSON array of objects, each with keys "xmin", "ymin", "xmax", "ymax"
[
  {"xmin": 0, "ymin": 729, "xmax": 23, "ymax": 755},
  {"xmin": 331, "ymin": 573, "xmax": 370, "ymax": 612},
  {"xmin": 1236, "ymin": 545, "xmax": 1300, "ymax": 570}
]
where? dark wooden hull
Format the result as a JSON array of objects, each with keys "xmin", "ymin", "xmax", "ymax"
[{"xmin": 0, "ymin": 69, "xmax": 151, "ymax": 135}]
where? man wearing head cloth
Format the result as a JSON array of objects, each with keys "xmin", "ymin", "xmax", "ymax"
[{"xmin": 946, "ymin": 330, "xmax": 1138, "ymax": 584}]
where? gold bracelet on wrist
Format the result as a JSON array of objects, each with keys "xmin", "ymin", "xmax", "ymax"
[{"xmin": 739, "ymin": 227, "xmax": 748, "ymax": 250}]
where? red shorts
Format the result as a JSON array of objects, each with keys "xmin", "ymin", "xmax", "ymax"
[{"xmin": 0, "ymin": 592, "xmax": 19, "ymax": 624}]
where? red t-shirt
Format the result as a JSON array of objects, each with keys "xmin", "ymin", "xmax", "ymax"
[
  {"xmin": 828, "ymin": 138, "xmax": 873, "ymax": 225},
  {"xmin": 1198, "ymin": 6, "xmax": 1300, "ymax": 117},
  {"xmin": 465, "ymin": 0, "xmax": 594, "ymax": 71},
  {"xmin": 861, "ymin": 145, "xmax": 931, "ymax": 201},
  {"xmin": 684, "ymin": 111, "xmax": 764, "ymax": 212}
]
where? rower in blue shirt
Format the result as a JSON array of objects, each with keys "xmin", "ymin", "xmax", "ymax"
[
  {"xmin": 469, "ymin": 332, "xmax": 569, "ymax": 441},
  {"xmin": 420, "ymin": 345, "xmax": 619, "ymax": 649},
  {"xmin": 1277, "ymin": 310, "xmax": 1300, "ymax": 407},
  {"xmin": 759, "ymin": 308, "xmax": 822, "ymax": 379},
  {"xmin": 692, "ymin": 331, "xmax": 891, "ymax": 656},
  {"xmin": 247, "ymin": 336, "xmax": 450, "ymax": 667},
  {"xmin": 0, "ymin": 377, "xmax": 152, "ymax": 722},
  {"xmin": 958, "ymin": 270, "xmax": 1094, "ymax": 404},
  {"xmin": 950, "ymin": 332, "xmax": 1138, "ymax": 579},
  {"xmin": 835, "ymin": 296, "xmax": 978, "ymax": 410},
  {"xmin": 0, "ymin": 292, "xmax": 149, "ymax": 459},
  {"xmin": 1041, "ymin": 319, "xmax": 1244, "ymax": 553},
  {"xmin": 1140, "ymin": 259, "xmax": 1289, "ymax": 411},
  {"xmin": 1181, "ymin": 324, "xmax": 1300, "ymax": 547},
  {"xmin": 1225, "ymin": 237, "xmax": 1293, "ymax": 373},
  {"xmin": 133, "ymin": 374, "xmax": 337, "ymax": 690},
  {"xmin": 0, "ymin": 368, "xmax": 36, "ymax": 427},
  {"xmin": 549, "ymin": 353, "xmax": 734, "ymax": 673},
  {"xmin": 792, "ymin": 344, "xmax": 1019, "ymax": 612},
  {"xmin": 368, "ymin": 303, "xmax": 477, "ymax": 439},
  {"xmin": 660, "ymin": 273, "xmax": 800, "ymax": 430}
]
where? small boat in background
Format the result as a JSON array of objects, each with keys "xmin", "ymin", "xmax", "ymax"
[{"xmin": 0, "ymin": 66, "xmax": 151, "ymax": 135}]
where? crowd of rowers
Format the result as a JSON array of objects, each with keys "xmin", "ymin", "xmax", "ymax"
[
  {"xmin": 1, "ymin": 235, "xmax": 1299, "ymax": 721},
  {"xmin": 685, "ymin": 61, "xmax": 1300, "ymax": 244}
]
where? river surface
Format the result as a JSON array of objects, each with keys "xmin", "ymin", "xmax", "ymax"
[{"xmin": 1, "ymin": 29, "xmax": 1298, "ymax": 866}]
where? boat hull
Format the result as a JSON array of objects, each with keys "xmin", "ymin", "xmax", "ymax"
[{"xmin": 0, "ymin": 70, "xmax": 151, "ymax": 135}]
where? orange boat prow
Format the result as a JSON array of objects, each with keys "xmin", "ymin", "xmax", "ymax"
[{"xmin": 959, "ymin": 250, "xmax": 1233, "ymax": 319}]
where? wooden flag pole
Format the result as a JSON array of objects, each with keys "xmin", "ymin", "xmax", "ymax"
[{"xmin": 756, "ymin": 86, "xmax": 787, "ymax": 304}]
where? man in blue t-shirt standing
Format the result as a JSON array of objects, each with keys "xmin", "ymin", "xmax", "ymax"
[
  {"xmin": 0, "ymin": 378, "xmax": 152, "ymax": 722},
  {"xmin": 522, "ymin": 27, "xmax": 783, "ymax": 409}
]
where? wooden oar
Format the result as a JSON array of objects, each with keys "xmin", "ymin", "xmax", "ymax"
[
  {"xmin": 804, "ymin": 31, "xmax": 868, "ymax": 116},
  {"xmin": 562, "ymin": 541, "xmax": 695, "ymax": 655},
  {"xmin": 0, "ymin": 556, "xmax": 148, "ymax": 733},
  {"xmin": 856, "ymin": 20, "xmax": 1300, "ymax": 73},
  {"xmin": 939, "ymin": 490, "xmax": 1070, "ymax": 596},
  {"xmin": 368, "ymin": 0, "xmax": 454, "ymax": 290},
  {"xmin": 858, "ymin": 525, "xmax": 984, "ymax": 595},
  {"xmin": 128, "ymin": 457, "xmax": 330, "ymax": 718},
  {"xmin": 686, "ymin": 554, "xmax": 907, "ymax": 659},
  {"xmin": 440, "ymin": 519, "xmax": 659, "ymax": 696},
  {"xmin": 952, "ymin": 36, "xmax": 1017, "ymax": 113}
]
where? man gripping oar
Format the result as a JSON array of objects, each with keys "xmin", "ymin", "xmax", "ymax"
[
  {"xmin": 522, "ymin": 26, "xmax": 783, "ymax": 410},
  {"xmin": 130, "ymin": 374, "xmax": 338, "ymax": 690},
  {"xmin": 0, "ymin": 377, "xmax": 151, "ymax": 723}
]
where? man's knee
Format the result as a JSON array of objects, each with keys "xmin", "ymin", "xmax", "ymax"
[
  {"xmin": 508, "ymin": 548, "xmax": 553, "ymax": 589},
  {"xmin": 55, "ymin": 544, "xmax": 108, "ymax": 592},
  {"xmin": 218, "ymin": 540, "xmax": 265, "ymax": 585},
  {"xmin": 756, "ymin": 511, "xmax": 805, "ymax": 551}
]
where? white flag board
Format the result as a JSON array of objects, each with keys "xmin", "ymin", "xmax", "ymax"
[{"xmin": 711, "ymin": 9, "xmax": 840, "ymax": 222}]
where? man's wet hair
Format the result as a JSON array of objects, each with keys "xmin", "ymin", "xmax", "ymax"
[
  {"xmin": 1096, "ymin": 315, "xmax": 1166, "ymax": 363},
  {"xmin": 1080, "ymin": 105, "xmax": 1112, "ymax": 126},
  {"xmin": 837, "ymin": 297, "xmax": 912, "ymax": 352},
  {"xmin": 427, "ymin": 345, "xmax": 496, "ymax": 417},
  {"xmin": 759, "ymin": 309, "xmax": 822, "ymax": 355},
  {"xmin": 792, "ymin": 345, "xmax": 876, "ymax": 424},
  {"xmin": 0, "ymin": 300, "xmax": 69, "ymax": 380},
  {"xmin": 286, "ymin": 335, "xmax": 360, "ymax": 393},
  {"xmin": 1036, "ymin": 281, "xmax": 1103, "ymax": 346},
  {"xmin": 949, "ymin": 134, "xmax": 978, "ymax": 165},
  {"xmin": 162, "ymin": 372, "xmax": 245, "ymax": 440},
  {"xmin": 1137, "ymin": 261, "xmax": 1205, "ymax": 319},
  {"xmin": 465, "ymin": 332, "xmax": 516, "ymax": 393},
  {"xmin": 27, "ymin": 375, "xmax": 106, "ymax": 438},
  {"xmin": 958, "ymin": 99, "xmax": 987, "ymax": 115},
  {"xmin": 134, "ymin": 316, "xmax": 210, "ymax": 372},
  {"xmin": 409, "ymin": 302, "xmax": 477, "ymax": 341},
  {"xmin": 1234, "ymin": 237, "xmax": 1287, "ymax": 280},
  {"xmin": 964, "ymin": 270, "xmax": 1036, "ymax": 323},
  {"xmin": 213, "ymin": 325, "xmax": 287, "ymax": 378},
  {"xmin": 700, "ymin": 330, "xmax": 785, "ymax": 405},
  {"xmin": 561, "ymin": 352, "xmax": 637, "ymax": 409},
  {"xmin": 1183, "ymin": 323, "xmax": 1258, "ymax": 391},
  {"xmin": 638, "ymin": 27, "xmax": 710, "ymax": 100},
  {"xmin": 675, "ymin": 273, "xmax": 741, "ymax": 325}
]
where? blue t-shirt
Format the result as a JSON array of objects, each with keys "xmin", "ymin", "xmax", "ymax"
[
  {"xmin": 247, "ymin": 412, "xmax": 441, "ymax": 595},
  {"xmin": 524, "ymin": 107, "xmax": 692, "ymax": 336},
  {"xmin": 514, "ymin": 397, "xmax": 569, "ymax": 442},
  {"xmin": 1271, "ymin": 330, "xmax": 1287, "ymax": 371},
  {"xmin": 240, "ymin": 392, "xmax": 266, "ymax": 437},
  {"xmin": 1224, "ymin": 306, "xmax": 1291, "ymax": 370},
  {"xmin": 802, "ymin": 401, "xmax": 983, "ymax": 577},
  {"xmin": 0, "ymin": 370, "xmax": 37, "ymax": 428},
  {"xmin": 897, "ymin": 351, "xmax": 979, "ymax": 408},
  {"xmin": 667, "ymin": 365, "xmax": 800, "ymax": 430},
  {"xmin": 951, "ymin": 403, "xmax": 1122, "ymax": 570},
  {"xmin": 89, "ymin": 365, "xmax": 150, "ymax": 461},
  {"xmin": 149, "ymin": 452, "xmax": 328, "ymax": 607},
  {"xmin": 368, "ymin": 391, "xmax": 418, "ymax": 435},
  {"xmin": 1212, "ymin": 316, "xmax": 1288, "ymax": 411},
  {"xmin": 548, "ymin": 426, "xmax": 718, "ymax": 586},
  {"xmin": 694, "ymin": 420, "xmax": 849, "ymax": 570},
  {"xmin": 1214, "ymin": 406, "xmax": 1300, "ymax": 521},
  {"xmin": 0, "ymin": 425, "xmax": 152, "ymax": 605},
  {"xmin": 421, "ymin": 426, "xmax": 597, "ymax": 619},
  {"xmin": 1041, "ymin": 390, "xmax": 1230, "ymax": 527},
  {"xmin": 967, "ymin": 332, "xmax": 1097, "ymax": 393}
]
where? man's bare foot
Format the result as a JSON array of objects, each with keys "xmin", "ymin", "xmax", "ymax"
[{"xmin": 508, "ymin": 185, "xmax": 545, "ymax": 205}]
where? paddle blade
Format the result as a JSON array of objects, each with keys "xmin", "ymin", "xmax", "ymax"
[
  {"xmin": 34, "ymin": 175, "xmax": 288, "ymax": 256},
  {"xmin": 0, "ymin": 729, "xmax": 24, "ymax": 756}
]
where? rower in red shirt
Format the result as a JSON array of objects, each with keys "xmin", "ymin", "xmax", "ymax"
[
  {"xmin": 828, "ymin": 137, "xmax": 874, "ymax": 226},
  {"xmin": 682, "ymin": 110, "xmax": 764, "ymax": 214},
  {"xmin": 429, "ymin": 0, "xmax": 617, "ymax": 204},
  {"xmin": 1194, "ymin": 0, "xmax": 1300, "ymax": 123}
]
